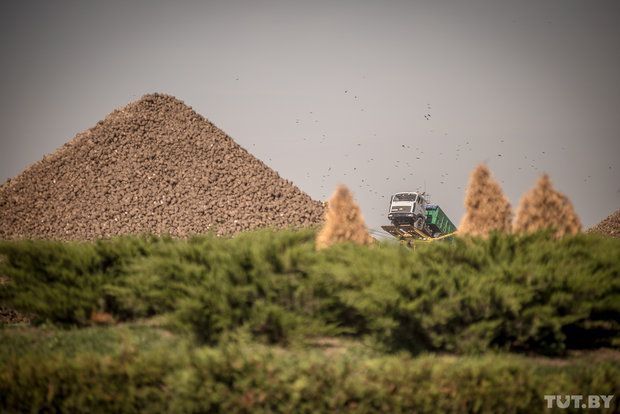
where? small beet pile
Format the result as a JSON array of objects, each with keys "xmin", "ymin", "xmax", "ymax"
[
  {"xmin": 588, "ymin": 209, "xmax": 620, "ymax": 238},
  {"xmin": 513, "ymin": 174, "xmax": 581, "ymax": 238},
  {"xmin": 316, "ymin": 185, "xmax": 373, "ymax": 249},
  {"xmin": 0, "ymin": 94, "xmax": 325, "ymax": 240},
  {"xmin": 458, "ymin": 164, "xmax": 513, "ymax": 237}
]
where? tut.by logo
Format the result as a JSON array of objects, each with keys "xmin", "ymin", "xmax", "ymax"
[{"xmin": 544, "ymin": 395, "xmax": 614, "ymax": 409}]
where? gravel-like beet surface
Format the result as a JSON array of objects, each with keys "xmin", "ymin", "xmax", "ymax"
[
  {"xmin": 588, "ymin": 209, "xmax": 620, "ymax": 238},
  {"xmin": 0, "ymin": 93, "xmax": 325, "ymax": 239}
]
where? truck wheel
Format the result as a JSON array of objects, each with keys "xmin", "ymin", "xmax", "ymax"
[{"xmin": 414, "ymin": 218, "xmax": 424, "ymax": 229}]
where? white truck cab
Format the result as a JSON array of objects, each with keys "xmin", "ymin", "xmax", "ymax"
[
  {"xmin": 388, "ymin": 192, "xmax": 429, "ymax": 226},
  {"xmin": 383, "ymin": 191, "xmax": 456, "ymax": 240}
]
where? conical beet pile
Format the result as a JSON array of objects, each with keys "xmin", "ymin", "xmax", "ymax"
[
  {"xmin": 459, "ymin": 164, "xmax": 512, "ymax": 236},
  {"xmin": 0, "ymin": 94, "xmax": 325, "ymax": 239},
  {"xmin": 316, "ymin": 185, "xmax": 373, "ymax": 249},
  {"xmin": 588, "ymin": 209, "xmax": 620, "ymax": 238},
  {"xmin": 513, "ymin": 174, "xmax": 581, "ymax": 237}
]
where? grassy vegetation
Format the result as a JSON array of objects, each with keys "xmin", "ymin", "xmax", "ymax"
[
  {"xmin": 1, "ymin": 325, "xmax": 619, "ymax": 413},
  {"xmin": 1, "ymin": 229, "xmax": 619, "ymax": 412}
]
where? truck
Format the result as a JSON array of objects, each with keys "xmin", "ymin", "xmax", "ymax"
[{"xmin": 381, "ymin": 191, "xmax": 457, "ymax": 243}]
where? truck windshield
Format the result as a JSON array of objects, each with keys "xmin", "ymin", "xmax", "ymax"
[{"xmin": 393, "ymin": 194, "xmax": 417, "ymax": 202}]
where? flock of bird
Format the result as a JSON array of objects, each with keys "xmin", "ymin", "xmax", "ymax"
[
  {"xmin": 236, "ymin": 76, "xmax": 610, "ymax": 232},
  {"xmin": 283, "ymin": 89, "xmax": 535, "ymax": 207}
]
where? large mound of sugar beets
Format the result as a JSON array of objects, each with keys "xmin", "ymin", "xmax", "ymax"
[{"xmin": 0, "ymin": 94, "xmax": 324, "ymax": 239}]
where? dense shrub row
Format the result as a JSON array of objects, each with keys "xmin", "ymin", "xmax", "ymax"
[
  {"xmin": 1, "ymin": 328, "xmax": 618, "ymax": 414},
  {"xmin": 1, "ymin": 230, "xmax": 619, "ymax": 355}
]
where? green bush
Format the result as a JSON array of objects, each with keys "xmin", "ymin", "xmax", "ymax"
[
  {"xmin": 311, "ymin": 232, "xmax": 620, "ymax": 355},
  {"xmin": 0, "ymin": 240, "xmax": 104, "ymax": 324},
  {"xmin": 0, "ymin": 237, "xmax": 166, "ymax": 325},
  {"xmin": 1, "ymin": 328, "xmax": 618, "ymax": 413},
  {"xmin": 1, "ymin": 230, "xmax": 619, "ymax": 355}
]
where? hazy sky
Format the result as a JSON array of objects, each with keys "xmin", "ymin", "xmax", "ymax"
[{"xmin": 1, "ymin": 0, "xmax": 619, "ymax": 233}]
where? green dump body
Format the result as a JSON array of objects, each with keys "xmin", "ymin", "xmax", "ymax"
[{"xmin": 425, "ymin": 205, "xmax": 457, "ymax": 235}]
